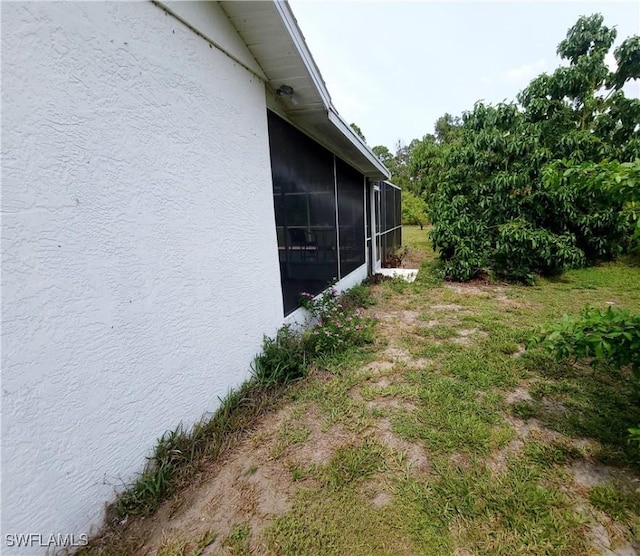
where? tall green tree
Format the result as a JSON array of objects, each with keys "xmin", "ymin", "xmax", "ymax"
[
  {"xmin": 434, "ymin": 113, "xmax": 462, "ymax": 144},
  {"xmin": 429, "ymin": 14, "xmax": 639, "ymax": 283}
]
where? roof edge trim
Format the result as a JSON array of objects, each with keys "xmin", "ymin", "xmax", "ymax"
[{"xmin": 274, "ymin": 1, "xmax": 390, "ymax": 179}]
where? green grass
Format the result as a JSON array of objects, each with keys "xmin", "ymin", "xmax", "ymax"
[
  {"xmin": 87, "ymin": 225, "xmax": 640, "ymax": 554},
  {"xmin": 589, "ymin": 480, "xmax": 640, "ymax": 525},
  {"xmin": 223, "ymin": 524, "xmax": 251, "ymax": 555},
  {"xmin": 264, "ymin": 226, "xmax": 640, "ymax": 553}
]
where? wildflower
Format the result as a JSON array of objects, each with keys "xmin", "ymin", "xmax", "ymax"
[{"xmin": 355, "ymin": 325, "xmax": 360, "ymax": 330}]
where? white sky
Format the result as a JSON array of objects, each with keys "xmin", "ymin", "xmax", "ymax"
[{"xmin": 288, "ymin": 1, "xmax": 640, "ymax": 149}]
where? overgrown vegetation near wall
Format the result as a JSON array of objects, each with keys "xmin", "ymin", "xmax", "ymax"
[{"xmin": 83, "ymin": 282, "xmax": 378, "ymax": 550}]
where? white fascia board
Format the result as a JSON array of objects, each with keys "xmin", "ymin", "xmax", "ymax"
[{"xmin": 274, "ymin": 1, "xmax": 391, "ymax": 180}]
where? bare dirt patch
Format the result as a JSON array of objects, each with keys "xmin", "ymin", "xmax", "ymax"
[
  {"xmin": 487, "ymin": 438, "xmax": 526, "ymax": 475},
  {"xmin": 131, "ymin": 436, "xmax": 294, "ymax": 555},
  {"xmin": 359, "ymin": 477, "xmax": 395, "ymax": 508},
  {"xmin": 505, "ymin": 385, "xmax": 533, "ymax": 405},
  {"xmin": 570, "ymin": 462, "xmax": 637, "ymax": 490},
  {"xmin": 122, "ymin": 402, "xmax": 364, "ymax": 555},
  {"xmin": 505, "ymin": 415, "xmax": 564, "ymax": 443},
  {"xmin": 360, "ymin": 360, "xmax": 395, "ymax": 375},
  {"xmin": 287, "ymin": 406, "xmax": 355, "ymax": 468}
]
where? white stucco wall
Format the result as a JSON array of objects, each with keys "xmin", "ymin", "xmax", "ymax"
[{"xmin": 1, "ymin": 2, "xmax": 283, "ymax": 552}]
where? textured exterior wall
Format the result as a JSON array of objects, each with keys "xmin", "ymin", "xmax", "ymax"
[{"xmin": 1, "ymin": 2, "xmax": 283, "ymax": 552}]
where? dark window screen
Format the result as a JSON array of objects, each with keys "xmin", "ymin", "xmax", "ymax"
[
  {"xmin": 336, "ymin": 159, "xmax": 365, "ymax": 277},
  {"xmin": 377, "ymin": 181, "xmax": 402, "ymax": 263},
  {"xmin": 268, "ymin": 111, "xmax": 338, "ymax": 315}
]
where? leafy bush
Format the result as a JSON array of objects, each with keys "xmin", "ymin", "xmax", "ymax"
[
  {"xmin": 339, "ymin": 283, "xmax": 376, "ymax": 311},
  {"xmin": 493, "ymin": 222, "xmax": 585, "ymax": 284},
  {"xmin": 531, "ymin": 305, "xmax": 640, "ymax": 451},
  {"xmin": 252, "ymin": 325, "xmax": 307, "ymax": 386},
  {"xmin": 543, "ymin": 159, "xmax": 640, "ymax": 254},
  {"xmin": 531, "ymin": 306, "xmax": 640, "ymax": 376},
  {"xmin": 300, "ymin": 287, "xmax": 377, "ymax": 354}
]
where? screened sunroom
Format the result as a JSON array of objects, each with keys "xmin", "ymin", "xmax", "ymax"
[{"xmin": 268, "ymin": 111, "xmax": 401, "ymax": 315}]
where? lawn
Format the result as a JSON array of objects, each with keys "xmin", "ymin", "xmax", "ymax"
[{"xmin": 90, "ymin": 225, "xmax": 640, "ymax": 555}]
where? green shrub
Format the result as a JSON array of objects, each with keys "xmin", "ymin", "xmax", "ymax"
[
  {"xmin": 530, "ymin": 305, "xmax": 640, "ymax": 451},
  {"xmin": 493, "ymin": 222, "xmax": 585, "ymax": 284},
  {"xmin": 336, "ymin": 283, "xmax": 375, "ymax": 311},
  {"xmin": 252, "ymin": 325, "xmax": 307, "ymax": 386},
  {"xmin": 300, "ymin": 286, "xmax": 378, "ymax": 354},
  {"xmin": 531, "ymin": 305, "xmax": 640, "ymax": 376}
]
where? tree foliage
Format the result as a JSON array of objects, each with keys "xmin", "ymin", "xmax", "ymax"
[
  {"xmin": 423, "ymin": 14, "xmax": 640, "ymax": 282},
  {"xmin": 402, "ymin": 190, "xmax": 429, "ymax": 229},
  {"xmin": 532, "ymin": 305, "xmax": 640, "ymax": 450},
  {"xmin": 372, "ymin": 139, "xmax": 422, "ymax": 192},
  {"xmin": 532, "ymin": 306, "xmax": 640, "ymax": 377},
  {"xmin": 350, "ymin": 123, "xmax": 367, "ymax": 144}
]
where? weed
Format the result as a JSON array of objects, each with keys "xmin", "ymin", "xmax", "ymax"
[
  {"xmin": 392, "ymin": 375, "xmax": 512, "ymax": 455},
  {"xmin": 223, "ymin": 524, "xmax": 251, "ymax": 555},
  {"xmin": 589, "ymin": 481, "xmax": 640, "ymax": 524},
  {"xmin": 340, "ymin": 282, "xmax": 376, "ymax": 310},
  {"xmin": 323, "ymin": 439, "xmax": 385, "ymax": 489},
  {"xmin": 95, "ymin": 380, "xmax": 284, "ymax": 527},
  {"xmin": 382, "ymin": 246, "xmax": 408, "ymax": 268},
  {"xmin": 252, "ymin": 325, "xmax": 307, "ymax": 386},
  {"xmin": 157, "ymin": 530, "xmax": 216, "ymax": 556},
  {"xmin": 523, "ymin": 438, "xmax": 583, "ymax": 466},
  {"xmin": 413, "ymin": 260, "xmax": 445, "ymax": 289},
  {"xmin": 301, "ymin": 286, "xmax": 378, "ymax": 354}
]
